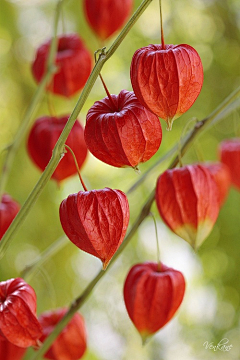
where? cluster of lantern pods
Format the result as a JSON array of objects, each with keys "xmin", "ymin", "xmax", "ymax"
[{"xmin": 1, "ymin": 0, "xmax": 240, "ymax": 359}]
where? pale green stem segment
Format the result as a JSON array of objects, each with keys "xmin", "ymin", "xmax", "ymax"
[
  {"xmin": 0, "ymin": 0, "xmax": 64, "ymax": 201},
  {"xmin": 29, "ymin": 86, "xmax": 240, "ymax": 360},
  {"xmin": 0, "ymin": 0, "xmax": 154, "ymax": 260},
  {"xmin": 21, "ymin": 235, "xmax": 68, "ymax": 282},
  {"xmin": 64, "ymin": 145, "xmax": 88, "ymax": 191},
  {"xmin": 159, "ymin": 0, "xmax": 165, "ymax": 49},
  {"xmin": 149, "ymin": 212, "xmax": 161, "ymax": 270}
]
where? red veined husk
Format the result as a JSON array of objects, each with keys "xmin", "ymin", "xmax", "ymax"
[
  {"xmin": 32, "ymin": 34, "xmax": 92, "ymax": 97},
  {"xmin": 83, "ymin": 0, "xmax": 133, "ymax": 40},
  {"xmin": 84, "ymin": 90, "xmax": 162, "ymax": 168},
  {"xmin": 131, "ymin": 44, "xmax": 203, "ymax": 130},
  {"xmin": 123, "ymin": 262, "xmax": 185, "ymax": 343},
  {"xmin": 0, "ymin": 194, "xmax": 20, "ymax": 240},
  {"xmin": 0, "ymin": 278, "xmax": 42, "ymax": 348},
  {"xmin": 27, "ymin": 115, "xmax": 88, "ymax": 183},
  {"xmin": 155, "ymin": 164, "xmax": 220, "ymax": 249},
  {"xmin": 59, "ymin": 187, "xmax": 129, "ymax": 269},
  {"xmin": 39, "ymin": 308, "xmax": 87, "ymax": 360}
]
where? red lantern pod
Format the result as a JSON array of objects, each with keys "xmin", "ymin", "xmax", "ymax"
[
  {"xmin": 131, "ymin": 44, "xmax": 203, "ymax": 130},
  {"xmin": 27, "ymin": 115, "xmax": 88, "ymax": 183},
  {"xmin": 84, "ymin": 90, "xmax": 162, "ymax": 168},
  {"xmin": 204, "ymin": 162, "xmax": 231, "ymax": 206},
  {"xmin": 83, "ymin": 0, "xmax": 133, "ymax": 40},
  {"xmin": 32, "ymin": 34, "xmax": 92, "ymax": 97},
  {"xmin": 155, "ymin": 164, "xmax": 220, "ymax": 249},
  {"xmin": 59, "ymin": 187, "xmax": 129, "ymax": 269},
  {"xmin": 219, "ymin": 138, "xmax": 240, "ymax": 191},
  {"xmin": 0, "ymin": 337, "xmax": 27, "ymax": 360},
  {"xmin": 123, "ymin": 262, "xmax": 185, "ymax": 343},
  {"xmin": 0, "ymin": 194, "xmax": 20, "ymax": 240},
  {"xmin": 0, "ymin": 278, "xmax": 42, "ymax": 348},
  {"xmin": 39, "ymin": 308, "xmax": 87, "ymax": 360}
]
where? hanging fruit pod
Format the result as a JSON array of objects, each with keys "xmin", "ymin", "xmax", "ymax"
[
  {"xmin": 84, "ymin": 90, "xmax": 162, "ymax": 168},
  {"xmin": 123, "ymin": 262, "xmax": 185, "ymax": 343},
  {"xmin": 27, "ymin": 115, "xmax": 88, "ymax": 183},
  {"xmin": 0, "ymin": 194, "xmax": 20, "ymax": 240},
  {"xmin": 39, "ymin": 308, "xmax": 87, "ymax": 360},
  {"xmin": 83, "ymin": 0, "xmax": 133, "ymax": 40},
  {"xmin": 0, "ymin": 338, "xmax": 27, "ymax": 360},
  {"xmin": 155, "ymin": 164, "xmax": 220, "ymax": 249},
  {"xmin": 0, "ymin": 278, "xmax": 42, "ymax": 348},
  {"xmin": 219, "ymin": 138, "xmax": 240, "ymax": 191},
  {"xmin": 131, "ymin": 44, "xmax": 203, "ymax": 130},
  {"xmin": 32, "ymin": 34, "xmax": 92, "ymax": 97},
  {"xmin": 203, "ymin": 162, "xmax": 231, "ymax": 206},
  {"xmin": 59, "ymin": 187, "xmax": 129, "ymax": 269}
]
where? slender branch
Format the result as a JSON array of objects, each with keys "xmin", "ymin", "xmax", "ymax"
[
  {"xmin": 0, "ymin": 0, "xmax": 154, "ymax": 260},
  {"xmin": 21, "ymin": 235, "xmax": 68, "ymax": 282},
  {"xmin": 30, "ymin": 85, "xmax": 240, "ymax": 360},
  {"xmin": 0, "ymin": 0, "xmax": 64, "ymax": 200},
  {"xmin": 64, "ymin": 145, "xmax": 88, "ymax": 191}
]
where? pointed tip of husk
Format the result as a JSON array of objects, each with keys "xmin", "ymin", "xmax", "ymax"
[
  {"xmin": 133, "ymin": 165, "xmax": 141, "ymax": 174},
  {"xmin": 102, "ymin": 259, "xmax": 110, "ymax": 270},
  {"xmin": 166, "ymin": 118, "xmax": 173, "ymax": 131},
  {"xmin": 141, "ymin": 333, "xmax": 152, "ymax": 346}
]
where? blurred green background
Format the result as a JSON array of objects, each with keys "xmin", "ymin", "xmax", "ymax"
[{"xmin": 0, "ymin": 0, "xmax": 240, "ymax": 359}]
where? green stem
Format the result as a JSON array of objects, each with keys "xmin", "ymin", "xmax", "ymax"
[
  {"xmin": 149, "ymin": 212, "xmax": 161, "ymax": 270},
  {"xmin": 64, "ymin": 145, "xmax": 88, "ymax": 191},
  {"xmin": 30, "ymin": 85, "xmax": 240, "ymax": 360},
  {"xmin": 21, "ymin": 235, "xmax": 68, "ymax": 282},
  {"xmin": 0, "ymin": 0, "xmax": 154, "ymax": 260},
  {"xmin": 159, "ymin": 0, "xmax": 165, "ymax": 49},
  {"xmin": 0, "ymin": 0, "xmax": 64, "ymax": 201}
]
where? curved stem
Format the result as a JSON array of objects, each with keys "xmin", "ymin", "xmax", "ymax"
[
  {"xmin": 0, "ymin": 0, "xmax": 154, "ymax": 259},
  {"xmin": 99, "ymin": 73, "xmax": 117, "ymax": 110},
  {"xmin": 64, "ymin": 145, "xmax": 88, "ymax": 191},
  {"xmin": 149, "ymin": 212, "xmax": 161, "ymax": 270},
  {"xmin": 29, "ymin": 85, "xmax": 240, "ymax": 360},
  {"xmin": 21, "ymin": 235, "xmax": 68, "ymax": 282},
  {"xmin": 0, "ymin": 0, "xmax": 64, "ymax": 201}
]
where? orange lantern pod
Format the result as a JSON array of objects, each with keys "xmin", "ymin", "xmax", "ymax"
[
  {"xmin": 27, "ymin": 115, "xmax": 88, "ymax": 183},
  {"xmin": 156, "ymin": 164, "xmax": 220, "ymax": 249},
  {"xmin": 204, "ymin": 162, "xmax": 231, "ymax": 206},
  {"xmin": 219, "ymin": 138, "xmax": 240, "ymax": 191},
  {"xmin": 39, "ymin": 308, "xmax": 87, "ymax": 360},
  {"xmin": 131, "ymin": 44, "xmax": 203, "ymax": 130},
  {"xmin": 123, "ymin": 262, "xmax": 185, "ymax": 343},
  {"xmin": 0, "ymin": 278, "xmax": 42, "ymax": 348},
  {"xmin": 60, "ymin": 187, "xmax": 129, "ymax": 269}
]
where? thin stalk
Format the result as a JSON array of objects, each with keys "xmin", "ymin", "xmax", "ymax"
[
  {"xmin": 159, "ymin": 0, "xmax": 165, "ymax": 49},
  {"xmin": 0, "ymin": 0, "xmax": 154, "ymax": 258},
  {"xmin": 22, "ymin": 235, "xmax": 68, "ymax": 282},
  {"xmin": 0, "ymin": 0, "xmax": 64, "ymax": 201},
  {"xmin": 30, "ymin": 85, "xmax": 240, "ymax": 360},
  {"xmin": 64, "ymin": 145, "xmax": 88, "ymax": 191},
  {"xmin": 149, "ymin": 212, "xmax": 161, "ymax": 270},
  {"xmin": 94, "ymin": 49, "xmax": 116, "ymax": 109},
  {"xmin": 99, "ymin": 73, "xmax": 116, "ymax": 109}
]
